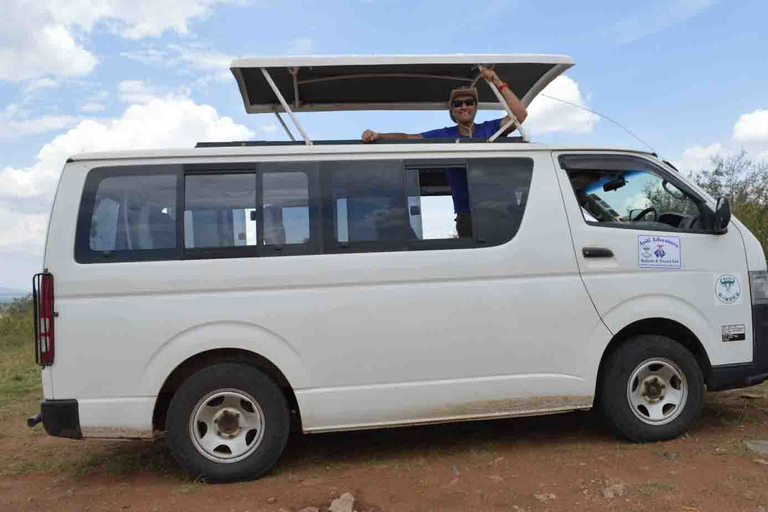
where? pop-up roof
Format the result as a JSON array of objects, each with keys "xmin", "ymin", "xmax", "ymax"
[{"xmin": 229, "ymin": 54, "xmax": 574, "ymax": 144}]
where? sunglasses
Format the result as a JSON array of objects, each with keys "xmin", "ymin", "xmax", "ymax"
[{"xmin": 451, "ymin": 99, "xmax": 476, "ymax": 108}]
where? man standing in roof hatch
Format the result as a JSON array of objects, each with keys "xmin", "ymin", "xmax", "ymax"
[
  {"xmin": 360, "ymin": 66, "xmax": 528, "ymax": 239},
  {"xmin": 360, "ymin": 66, "xmax": 528, "ymax": 142}
]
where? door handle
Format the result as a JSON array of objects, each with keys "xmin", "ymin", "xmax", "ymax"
[{"xmin": 583, "ymin": 247, "xmax": 614, "ymax": 258}]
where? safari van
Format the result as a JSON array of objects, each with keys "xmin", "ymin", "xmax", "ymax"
[{"xmin": 29, "ymin": 54, "xmax": 768, "ymax": 482}]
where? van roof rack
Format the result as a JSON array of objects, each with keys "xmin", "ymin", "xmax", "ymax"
[
  {"xmin": 229, "ymin": 54, "xmax": 574, "ymax": 146},
  {"xmin": 195, "ymin": 137, "xmax": 527, "ymax": 148}
]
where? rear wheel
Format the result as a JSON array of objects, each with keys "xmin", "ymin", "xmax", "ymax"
[
  {"xmin": 599, "ymin": 335, "xmax": 704, "ymax": 442},
  {"xmin": 166, "ymin": 363, "xmax": 290, "ymax": 482}
]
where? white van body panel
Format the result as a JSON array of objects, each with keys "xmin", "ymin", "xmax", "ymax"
[
  {"xmin": 78, "ymin": 398, "xmax": 155, "ymax": 438},
  {"xmin": 552, "ymin": 151, "xmax": 753, "ymax": 367},
  {"xmin": 43, "ymin": 149, "xmax": 611, "ymax": 435},
  {"xmin": 732, "ymin": 217, "xmax": 768, "ymax": 272}
]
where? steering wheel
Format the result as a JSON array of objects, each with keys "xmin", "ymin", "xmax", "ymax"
[{"xmin": 633, "ymin": 207, "xmax": 657, "ymax": 222}]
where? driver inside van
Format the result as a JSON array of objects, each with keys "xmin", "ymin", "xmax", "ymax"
[{"xmin": 360, "ymin": 66, "xmax": 528, "ymax": 239}]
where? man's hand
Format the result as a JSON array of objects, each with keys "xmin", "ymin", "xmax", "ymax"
[
  {"xmin": 478, "ymin": 65, "xmax": 503, "ymax": 87},
  {"xmin": 361, "ymin": 129, "xmax": 380, "ymax": 143}
]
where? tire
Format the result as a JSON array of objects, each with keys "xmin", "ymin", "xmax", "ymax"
[
  {"xmin": 599, "ymin": 335, "xmax": 704, "ymax": 442},
  {"xmin": 166, "ymin": 363, "xmax": 290, "ymax": 482}
]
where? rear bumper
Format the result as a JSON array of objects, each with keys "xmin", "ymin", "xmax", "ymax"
[
  {"xmin": 40, "ymin": 399, "xmax": 82, "ymax": 439},
  {"xmin": 709, "ymin": 303, "xmax": 768, "ymax": 391}
]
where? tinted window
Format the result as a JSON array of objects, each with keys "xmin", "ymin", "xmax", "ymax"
[
  {"xmin": 469, "ymin": 159, "xmax": 533, "ymax": 246},
  {"xmin": 184, "ymin": 173, "xmax": 256, "ymax": 249},
  {"xmin": 324, "ymin": 158, "xmax": 533, "ymax": 252},
  {"xmin": 262, "ymin": 172, "xmax": 310, "ymax": 246},
  {"xmin": 77, "ymin": 169, "xmax": 179, "ymax": 263},
  {"xmin": 77, "ymin": 158, "xmax": 534, "ymax": 263},
  {"xmin": 326, "ymin": 161, "xmax": 408, "ymax": 246}
]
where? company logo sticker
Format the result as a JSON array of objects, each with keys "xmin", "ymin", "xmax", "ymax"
[
  {"xmin": 716, "ymin": 274, "xmax": 742, "ymax": 304},
  {"xmin": 638, "ymin": 235, "xmax": 681, "ymax": 269}
]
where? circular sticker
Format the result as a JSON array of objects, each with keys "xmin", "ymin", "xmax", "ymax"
[{"xmin": 716, "ymin": 275, "xmax": 742, "ymax": 304}]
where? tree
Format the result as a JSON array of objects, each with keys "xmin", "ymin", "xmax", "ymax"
[{"xmin": 692, "ymin": 151, "xmax": 768, "ymax": 258}]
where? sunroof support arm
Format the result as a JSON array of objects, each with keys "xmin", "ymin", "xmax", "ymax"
[
  {"xmin": 485, "ymin": 80, "xmax": 529, "ymax": 143},
  {"xmin": 260, "ymin": 68, "xmax": 312, "ymax": 145},
  {"xmin": 274, "ymin": 112, "xmax": 296, "ymax": 141}
]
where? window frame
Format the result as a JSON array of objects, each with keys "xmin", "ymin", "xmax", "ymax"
[
  {"xmin": 258, "ymin": 162, "xmax": 321, "ymax": 258},
  {"xmin": 404, "ymin": 161, "xmax": 476, "ymax": 251},
  {"xmin": 75, "ymin": 156, "xmax": 536, "ymax": 264},
  {"xmin": 182, "ymin": 163, "xmax": 259, "ymax": 260},
  {"xmin": 558, "ymin": 154, "xmax": 715, "ymax": 234},
  {"xmin": 75, "ymin": 165, "xmax": 184, "ymax": 264}
]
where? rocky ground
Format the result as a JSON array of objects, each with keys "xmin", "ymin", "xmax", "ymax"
[{"xmin": 1, "ymin": 382, "xmax": 767, "ymax": 512}]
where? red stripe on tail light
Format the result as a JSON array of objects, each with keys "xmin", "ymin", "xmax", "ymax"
[{"xmin": 33, "ymin": 272, "xmax": 55, "ymax": 366}]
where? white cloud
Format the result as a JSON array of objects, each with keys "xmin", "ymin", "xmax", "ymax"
[
  {"xmin": 609, "ymin": 0, "xmax": 718, "ymax": 44},
  {"xmin": 118, "ymin": 80, "xmax": 160, "ymax": 103},
  {"xmin": 261, "ymin": 124, "xmax": 279, "ymax": 134},
  {"xmin": 733, "ymin": 109, "xmax": 768, "ymax": 160},
  {"xmin": 0, "ymin": 95, "xmax": 254, "ymax": 259},
  {"xmin": 675, "ymin": 143, "xmax": 724, "ymax": 173},
  {"xmin": 0, "ymin": 104, "xmax": 79, "ymax": 139},
  {"xmin": 0, "ymin": 2, "xmax": 98, "ymax": 82},
  {"xmin": 22, "ymin": 78, "xmax": 61, "ymax": 100},
  {"xmin": 623, "ymin": 193, "xmax": 652, "ymax": 214},
  {"xmin": 0, "ymin": 0, "xmax": 244, "ymax": 82},
  {"xmin": 122, "ymin": 44, "xmax": 237, "ymax": 85},
  {"xmin": 81, "ymin": 103, "xmax": 107, "ymax": 113},
  {"xmin": 524, "ymin": 76, "xmax": 600, "ymax": 135},
  {"xmin": 675, "ymin": 109, "xmax": 768, "ymax": 173}
]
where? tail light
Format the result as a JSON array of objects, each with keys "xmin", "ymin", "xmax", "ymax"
[{"xmin": 32, "ymin": 272, "xmax": 55, "ymax": 366}]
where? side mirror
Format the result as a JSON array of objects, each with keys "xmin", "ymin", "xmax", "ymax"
[{"xmin": 713, "ymin": 197, "xmax": 731, "ymax": 234}]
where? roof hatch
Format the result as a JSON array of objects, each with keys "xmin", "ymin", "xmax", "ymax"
[{"xmin": 230, "ymin": 54, "xmax": 574, "ymax": 145}]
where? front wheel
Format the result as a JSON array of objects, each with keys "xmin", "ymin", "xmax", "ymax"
[
  {"xmin": 166, "ymin": 363, "xmax": 290, "ymax": 482},
  {"xmin": 599, "ymin": 335, "xmax": 704, "ymax": 442}
]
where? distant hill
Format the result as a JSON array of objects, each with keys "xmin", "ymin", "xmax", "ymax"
[{"xmin": 0, "ymin": 287, "xmax": 28, "ymax": 303}]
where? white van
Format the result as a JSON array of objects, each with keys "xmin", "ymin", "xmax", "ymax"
[{"xmin": 30, "ymin": 55, "xmax": 768, "ymax": 482}]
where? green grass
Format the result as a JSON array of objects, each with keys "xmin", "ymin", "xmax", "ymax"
[
  {"xmin": 0, "ymin": 297, "xmax": 42, "ymax": 418},
  {"xmin": 636, "ymin": 481, "xmax": 676, "ymax": 496}
]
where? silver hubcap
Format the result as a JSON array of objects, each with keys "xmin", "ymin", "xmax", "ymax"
[
  {"xmin": 627, "ymin": 358, "xmax": 688, "ymax": 425},
  {"xmin": 189, "ymin": 389, "xmax": 266, "ymax": 463}
]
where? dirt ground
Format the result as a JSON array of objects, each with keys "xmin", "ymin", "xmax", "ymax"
[{"xmin": 2, "ymin": 383, "xmax": 767, "ymax": 512}]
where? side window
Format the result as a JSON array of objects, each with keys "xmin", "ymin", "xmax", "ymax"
[
  {"xmin": 468, "ymin": 158, "xmax": 533, "ymax": 246},
  {"xmin": 76, "ymin": 169, "xmax": 179, "ymax": 263},
  {"xmin": 321, "ymin": 158, "xmax": 534, "ymax": 253},
  {"xmin": 326, "ymin": 161, "xmax": 408, "ymax": 248},
  {"xmin": 184, "ymin": 173, "xmax": 256, "ymax": 249},
  {"xmin": 262, "ymin": 171, "xmax": 311, "ymax": 246},
  {"xmin": 406, "ymin": 167, "xmax": 471, "ymax": 240},
  {"xmin": 562, "ymin": 155, "xmax": 707, "ymax": 232}
]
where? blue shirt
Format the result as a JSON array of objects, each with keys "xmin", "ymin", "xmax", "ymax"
[
  {"xmin": 419, "ymin": 119, "xmax": 504, "ymax": 213},
  {"xmin": 420, "ymin": 118, "xmax": 503, "ymax": 140}
]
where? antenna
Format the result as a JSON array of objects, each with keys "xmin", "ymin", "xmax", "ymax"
[{"xmin": 539, "ymin": 93, "xmax": 657, "ymax": 155}]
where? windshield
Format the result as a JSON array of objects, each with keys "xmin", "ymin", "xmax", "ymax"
[{"xmin": 584, "ymin": 170, "xmax": 697, "ymax": 221}]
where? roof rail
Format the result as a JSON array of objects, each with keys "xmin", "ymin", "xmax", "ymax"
[{"xmin": 194, "ymin": 137, "xmax": 527, "ymax": 148}]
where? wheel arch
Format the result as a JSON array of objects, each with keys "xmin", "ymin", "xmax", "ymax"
[
  {"xmin": 596, "ymin": 318, "xmax": 714, "ymax": 397},
  {"xmin": 152, "ymin": 348, "xmax": 302, "ymax": 433}
]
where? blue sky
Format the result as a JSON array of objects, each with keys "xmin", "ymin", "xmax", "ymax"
[{"xmin": 1, "ymin": 0, "xmax": 767, "ymax": 290}]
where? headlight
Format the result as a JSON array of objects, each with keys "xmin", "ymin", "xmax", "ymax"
[{"xmin": 751, "ymin": 271, "xmax": 768, "ymax": 305}]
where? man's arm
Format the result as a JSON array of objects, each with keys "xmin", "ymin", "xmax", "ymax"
[
  {"xmin": 362, "ymin": 130, "xmax": 423, "ymax": 142},
  {"xmin": 478, "ymin": 66, "xmax": 528, "ymax": 133}
]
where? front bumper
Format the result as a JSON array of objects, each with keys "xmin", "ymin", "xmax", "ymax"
[
  {"xmin": 34, "ymin": 399, "xmax": 82, "ymax": 439},
  {"xmin": 709, "ymin": 303, "xmax": 768, "ymax": 391}
]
